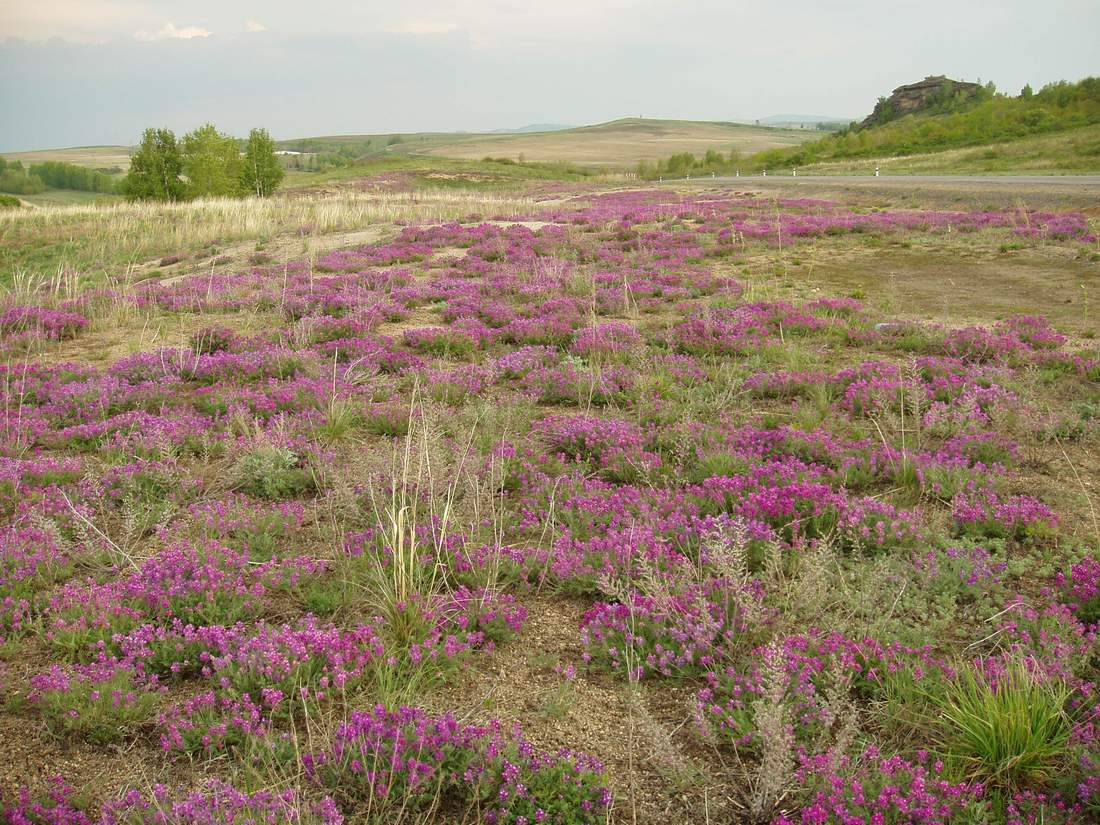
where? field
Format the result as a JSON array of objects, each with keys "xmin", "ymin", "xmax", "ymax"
[
  {"xmin": 1, "ymin": 146, "xmax": 132, "ymax": 171},
  {"xmin": 405, "ymin": 119, "xmax": 817, "ymax": 168},
  {"xmin": 1, "ymin": 173, "xmax": 1099, "ymax": 825},
  {"xmin": 2, "ymin": 118, "xmax": 818, "ymax": 180}
]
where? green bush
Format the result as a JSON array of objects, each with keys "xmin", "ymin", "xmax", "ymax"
[
  {"xmin": 234, "ymin": 445, "xmax": 315, "ymax": 499},
  {"xmin": 32, "ymin": 666, "xmax": 159, "ymax": 744}
]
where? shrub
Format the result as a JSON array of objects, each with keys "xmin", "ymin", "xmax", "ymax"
[
  {"xmin": 774, "ymin": 748, "xmax": 985, "ymax": 825},
  {"xmin": 0, "ymin": 306, "xmax": 87, "ymax": 341},
  {"xmin": 101, "ymin": 780, "xmax": 341, "ymax": 824},
  {"xmin": 4, "ymin": 776, "xmax": 93, "ymax": 825},
  {"xmin": 206, "ymin": 618, "xmax": 384, "ymax": 716},
  {"xmin": 234, "ymin": 445, "xmax": 315, "ymax": 499},
  {"xmin": 1055, "ymin": 556, "xmax": 1100, "ymax": 625},
  {"xmin": 363, "ymin": 402, "xmax": 412, "ymax": 437},
  {"xmin": 158, "ymin": 690, "xmax": 270, "ymax": 755},
  {"xmin": 304, "ymin": 705, "xmax": 611, "ymax": 823},
  {"xmin": 177, "ymin": 495, "xmax": 305, "ymax": 561},
  {"xmin": 29, "ymin": 658, "xmax": 161, "ymax": 743}
]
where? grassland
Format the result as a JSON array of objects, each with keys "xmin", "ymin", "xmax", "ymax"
[
  {"xmin": 3, "ymin": 118, "xmax": 818, "ymax": 179},
  {"xmin": 1, "ymin": 175, "xmax": 1099, "ymax": 825},
  {"xmin": 410, "ymin": 117, "xmax": 816, "ymax": 167},
  {"xmin": 1, "ymin": 145, "xmax": 132, "ymax": 170},
  {"xmin": 0, "ymin": 188, "xmax": 540, "ymax": 288},
  {"xmin": 778, "ymin": 123, "xmax": 1100, "ymax": 176},
  {"xmin": 3, "ymin": 163, "xmax": 1100, "ymax": 825},
  {"xmin": 17, "ymin": 189, "xmax": 123, "ymax": 208},
  {"xmin": 281, "ymin": 154, "xmax": 615, "ymax": 191}
]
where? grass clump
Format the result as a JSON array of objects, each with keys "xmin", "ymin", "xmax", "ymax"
[{"xmin": 933, "ymin": 660, "xmax": 1072, "ymax": 789}]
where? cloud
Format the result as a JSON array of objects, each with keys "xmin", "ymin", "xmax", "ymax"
[
  {"xmin": 245, "ymin": 20, "xmax": 268, "ymax": 33},
  {"xmin": 384, "ymin": 19, "xmax": 461, "ymax": 36},
  {"xmin": 134, "ymin": 22, "xmax": 213, "ymax": 42},
  {"xmin": 0, "ymin": 0, "xmax": 147, "ymax": 43}
]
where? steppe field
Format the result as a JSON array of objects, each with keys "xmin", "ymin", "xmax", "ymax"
[
  {"xmin": 408, "ymin": 119, "xmax": 815, "ymax": 168},
  {"xmin": 1, "ymin": 172, "xmax": 1099, "ymax": 825}
]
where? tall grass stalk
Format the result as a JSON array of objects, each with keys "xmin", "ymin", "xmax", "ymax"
[{"xmin": 363, "ymin": 385, "xmax": 475, "ymax": 649}]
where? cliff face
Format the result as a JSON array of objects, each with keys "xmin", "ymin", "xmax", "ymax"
[{"xmin": 861, "ymin": 76, "xmax": 983, "ymax": 128}]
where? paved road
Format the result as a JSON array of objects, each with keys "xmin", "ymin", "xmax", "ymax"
[
  {"xmin": 671, "ymin": 174, "xmax": 1100, "ymax": 187},
  {"xmin": 658, "ymin": 174, "xmax": 1100, "ymax": 206}
]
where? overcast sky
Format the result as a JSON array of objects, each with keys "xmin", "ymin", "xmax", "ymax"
[{"xmin": 1, "ymin": 0, "xmax": 1097, "ymax": 151}]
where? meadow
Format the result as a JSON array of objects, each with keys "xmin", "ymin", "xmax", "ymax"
[{"xmin": 0, "ymin": 175, "xmax": 1099, "ymax": 825}]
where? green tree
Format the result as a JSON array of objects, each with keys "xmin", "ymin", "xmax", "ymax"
[
  {"xmin": 31, "ymin": 161, "xmax": 117, "ymax": 193},
  {"xmin": 240, "ymin": 127, "xmax": 284, "ymax": 197},
  {"xmin": 182, "ymin": 123, "xmax": 243, "ymax": 198},
  {"xmin": 123, "ymin": 128, "xmax": 185, "ymax": 201},
  {"xmin": 1020, "ymin": 83, "xmax": 1034, "ymax": 99},
  {"xmin": 0, "ymin": 160, "xmax": 46, "ymax": 195}
]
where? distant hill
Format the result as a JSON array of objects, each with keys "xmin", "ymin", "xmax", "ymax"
[
  {"xmin": 410, "ymin": 117, "xmax": 817, "ymax": 168},
  {"xmin": 758, "ymin": 114, "xmax": 851, "ymax": 128},
  {"xmin": 488, "ymin": 124, "xmax": 574, "ymax": 134},
  {"xmin": 0, "ymin": 119, "xmax": 817, "ymax": 175},
  {"xmin": 750, "ymin": 75, "xmax": 1100, "ymax": 172},
  {"xmin": 1, "ymin": 145, "xmax": 132, "ymax": 171}
]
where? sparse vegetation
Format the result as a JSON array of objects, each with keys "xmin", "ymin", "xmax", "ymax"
[{"xmin": 1, "ymin": 168, "xmax": 1098, "ymax": 825}]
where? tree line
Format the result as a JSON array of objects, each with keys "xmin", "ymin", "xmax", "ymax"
[
  {"xmin": 122, "ymin": 125, "xmax": 284, "ymax": 201},
  {"xmin": 30, "ymin": 161, "xmax": 118, "ymax": 193},
  {"xmin": 0, "ymin": 158, "xmax": 118, "ymax": 196},
  {"xmin": 635, "ymin": 150, "xmax": 744, "ymax": 179},
  {"xmin": 0, "ymin": 159, "xmax": 46, "ymax": 195}
]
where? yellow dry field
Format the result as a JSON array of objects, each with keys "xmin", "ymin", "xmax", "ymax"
[
  {"xmin": 2, "ymin": 145, "xmax": 132, "ymax": 170},
  {"xmin": 414, "ymin": 118, "xmax": 818, "ymax": 167}
]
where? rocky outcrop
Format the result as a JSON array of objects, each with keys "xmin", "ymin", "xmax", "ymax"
[{"xmin": 861, "ymin": 76, "xmax": 983, "ymax": 128}]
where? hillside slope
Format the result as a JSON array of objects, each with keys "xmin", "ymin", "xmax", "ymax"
[
  {"xmin": 5, "ymin": 119, "xmax": 817, "ymax": 174},
  {"xmin": 411, "ymin": 118, "xmax": 817, "ymax": 168},
  {"xmin": 753, "ymin": 76, "xmax": 1100, "ymax": 171},
  {"xmin": 788, "ymin": 123, "xmax": 1100, "ymax": 176}
]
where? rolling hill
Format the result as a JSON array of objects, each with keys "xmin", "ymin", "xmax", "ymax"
[
  {"xmin": 2, "ymin": 119, "xmax": 816, "ymax": 174},
  {"xmin": 750, "ymin": 76, "xmax": 1100, "ymax": 173},
  {"xmin": 406, "ymin": 118, "xmax": 815, "ymax": 168}
]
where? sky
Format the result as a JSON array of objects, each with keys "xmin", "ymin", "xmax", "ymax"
[{"xmin": 1, "ymin": 1, "xmax": 1098, "ymax": 151}]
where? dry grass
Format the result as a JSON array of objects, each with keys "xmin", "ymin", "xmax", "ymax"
[
  {"xmin": 417, "ymin": 119, "xmax": 817, "ymax": 168},
  {"xmin": 0, "ymin": 189, "xmax": 539, "ymax": 285},
  {"xmin": 1, "ymin": 145, "xmax": 133, "ymax": 170}
]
